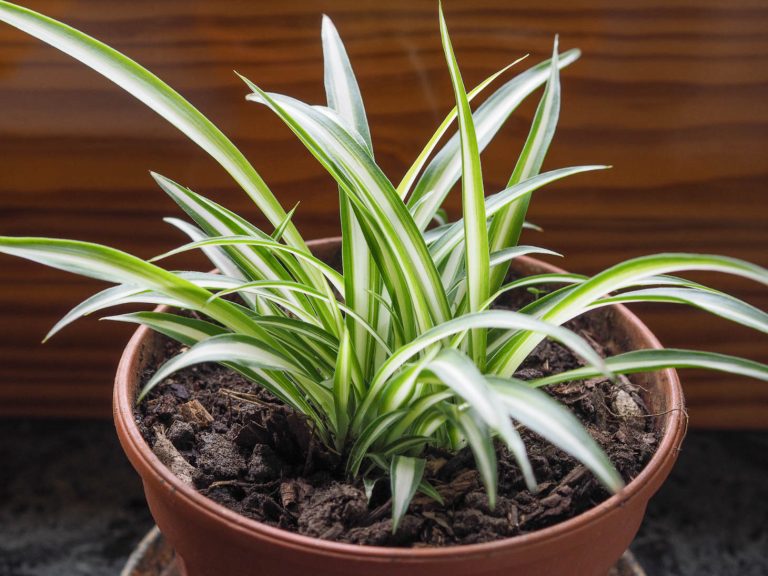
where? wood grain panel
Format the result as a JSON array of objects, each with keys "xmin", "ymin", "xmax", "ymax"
[{"xmin": 1, "ymin": 0, "xmax": 766, "ymax": 426}]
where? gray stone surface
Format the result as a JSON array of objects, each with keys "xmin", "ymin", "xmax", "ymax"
[
  {"xmin": 0, "ymin": 420, "xmax": 153, "ymax": 576},
  {"xmin": 634, "ymin": 431, "xmax": 768, "ymax": 576},
  {"xmin": 0, "ymin": 420, "xmax": 765, "ymax": 575}
]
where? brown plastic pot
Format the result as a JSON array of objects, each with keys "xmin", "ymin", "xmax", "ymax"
[{"xmin": 114, "ymin": 237, "xmax": 686, "ymax": 576}]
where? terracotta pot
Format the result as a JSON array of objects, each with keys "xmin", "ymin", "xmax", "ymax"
[{"xmin": 114, "ymin": 237, "xmax": 686, "ymax": 576}]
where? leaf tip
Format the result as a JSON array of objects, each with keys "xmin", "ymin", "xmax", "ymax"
[
  {"xmin": 149, "ymin": 171, "xmax": 171, "ymax": 188},
  {"xmin": 136, "ymin": 383, "xmax": 152, "ymax": 404}
]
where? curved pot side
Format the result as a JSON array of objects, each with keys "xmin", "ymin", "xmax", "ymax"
[{"xmin": 114, "ymin": 238, "xmax": 686, "ymax": 576}]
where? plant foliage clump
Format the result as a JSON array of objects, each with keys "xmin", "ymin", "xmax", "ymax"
[{"xmin": 0, "ymin": 1, "xmax": 766, "ymax": 531}]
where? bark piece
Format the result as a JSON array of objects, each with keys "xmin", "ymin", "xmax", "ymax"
[
  {"xmin": 152, "ymin": 427, "xmax": 195, "ymax": 486},
  {"xmin": 179, "ymin": 399, "xmax": 214, "ymax": 427}
]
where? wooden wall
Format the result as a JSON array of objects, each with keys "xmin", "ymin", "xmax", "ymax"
[{"xmin": 0, "ymin": 0, "xmax": 766, "ymax": 426}]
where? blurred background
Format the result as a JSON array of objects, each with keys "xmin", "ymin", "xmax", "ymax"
[
  {"xmin": 0, "ymin": 0, "xmax": 766, "ymax": 424},
  {"xmin": 0, "ymin": 0, "xmax": 766, "ymax": 574}
]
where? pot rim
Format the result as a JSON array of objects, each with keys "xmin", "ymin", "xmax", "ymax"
[{"xmin": 114, "ymin": 240, "xmax": 685, "ymax": 561}]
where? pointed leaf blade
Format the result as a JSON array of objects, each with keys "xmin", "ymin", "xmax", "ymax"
[
  {"xmin": 139, "ymin": 333, "xmax": 308, "ymax": 401},
  {"xmin": 439, "ymin": 6, "xmax": 490, "ymax": 366},
  {"xmin": 390, "ymin": 456, "xmax": 426, "ymax": 532},
  {"xmin": 488, "ymin": 377, "xmax": 623, "ymax": 492},
  {"xmin": 489, "ymin": 36, "xmax": 562, "ymax": 292},
  {"xmin": 409, "ymin": 49, "xmax": 581, "ymax": 228},
  {"xmin": 531, "ymin": 349, "xmax": 768, "ymax": 388},
  {"xmin": 493, "ymin": 253, "xmax": 768, "ymax": 375}
]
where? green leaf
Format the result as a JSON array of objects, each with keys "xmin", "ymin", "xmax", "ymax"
[
  {"xmin": 212, "ymin": 279, "xmax": 390, "ymax": 354},
  {"xmin": 492, "ymin": 253, "xmax": 768, "ymax": 376},
  {"xmin": 493, "ymin": 274, "xmax": 712, "ymax": 330},
  {"xmin": 322, "ymin": 15, "xmax": 380, "ymax": 379},
  {"xmin": 354, "ymin": 309, "xmax": 608, "ymax": 436},
  {"xmin": 153, "ymin": 173, "xmax": 341, "ymax": 331},
  {"xmin": 152, "ymin": 235, "xmax": 345, "ymax": 296},
  {"xmin": 530, "ymin": 349, "xmax": 768, "ymax": 387},
  {"xmin": 484, "ymin": 273, "xmax": 585, "ymax": 317},
  {"xmin": 0, "ymin": 2, "xmax": 302, "ymax": 249},
  {"xmin": 0, "ymin": 237, "xmax": 273, "ymax": 342},
  {"xmin": 523, "ymin": 221, "xmax": 543, "ymax": 232},
  {"xmin": 486, "ymin": 273, "xmax": 717, "ymax": 357},
  {"xmin": 429, "ymin": 165, "xmax": 608, "ymax": 265},
  {"xmin": 427, "ymin": 349, "xmax": 536, "ymax": 488},
  {"xmin": 490, "ymin": 246, "xmax": 562, "ymax": 269},
  {"xmin": 347, "ymin": 411, "xmax": 406, "ymax": 477},
  {"xmin": 338, "ymin": 187, "xmax": 379, "ymax": 376},
  {"xmin": 242, "ymin": 81, "xmax": 451, "ymax": 337},
  {"xmin": 103, "ymin": 311, "xmax": 227, "ymax": 346},
  {"xmin": 321, "ymin": 15, "xmax": 373, "ymax": 152},
  {"xmin": 383, "ymin": 391, "xmax": 454, "ymax": 445},
  {"xmin": 332, "ymin": 327, "xmax": 358, "ymax": 449},
  {"xmin": 440, "ymin": 244, "xmax": 468, "ymax": 304},
  {"xmin": 449, "ymin": 407, "xmax": 498, "ymax": 507},
  {"xmin": 427, "ymin": 350, "xmax": 502, "ymax": 429},
  {"xmin": 417, "ymin": 480, "xmax": 445, "ymax": 505},
  {"xmin": 439, "ymin": 6, "xmax": 490, "ymax": 367},
  {"xmin": 374, "ymin": 310, "xmax": 607, "ymax": 393},
  {"xmin": 379, "ymin": 356, "xmax": 433, "ymax": 413},
  {"xmin": 590, "ymin": 287, "xmax": 768, "ymax": 334},
  {"xmin": 254, "ymin": 315, "xmax": 339, "ymax": 356},
  {"xmin": 139, "ymin": 333, "xmax": 309, "ymax": 401},
  {"xmin": 380, "ymin": 435, "xmax": 431, "ymax": 456},
  {"xmin": 450, "ymin": 246, "xmax": 564, "ymax": 314},
  {"xmin": 487, "ymin": 377, "xmax": 624, "ymax": 492},
  {"xmin": 45, "ymin": 284, "xmax": 163, "ymax": 342},
  {"xmin": 363, "ymin": 476, "xmax": 380, "ymax": 503},
  {"xmin": 155, "ymin": 176, "xmax": 281, "ymax": 279},
  {"xmin": 104, "ymin": 311, "xmax": 328, "ymax": 418},
  {"xmin": 165, "ymin": 218, "xmax": 248, "ymax": 285},
  {"xmin": 271, "ymin": 203, "xmax": 299, "ymax": 241},
  {"xmin": 398, "ymin": 56, "xmax": 528, "ymax": 200},
  {"xmin": 169, "ymin": 218, "xmax": 286, "ymax": 316},
  {"xmin": 413, "ymin": 412, "xmax": 449, "ymax": 441},
  {"xmin": 390, "ymin": 456, "xmax": 426, "ymax": 532},
  {"xmin": 408, "ymin": 48, "xmax": 581, "ymax": 229},
  {"xmin": 488, "ymin": 36, "xmax": 562, "ymax": 292},
  {"xmin": 44, "ymin": 271, "xmax": 252, "ymax": 342}
]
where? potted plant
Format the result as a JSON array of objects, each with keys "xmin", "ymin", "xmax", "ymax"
[{"xmin": 0, "ymin": 2, "xmax": 766, "ymax": 575}]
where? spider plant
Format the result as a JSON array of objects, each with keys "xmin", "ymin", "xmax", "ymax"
[{"xmin": 1, "ymin": 1, "xmax": 767, "ymax": 532}]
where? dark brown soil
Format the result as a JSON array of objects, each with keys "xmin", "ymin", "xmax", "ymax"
[{"xmin": 134, "ymin": 299, "xmax": 658, "ymax": 547}]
